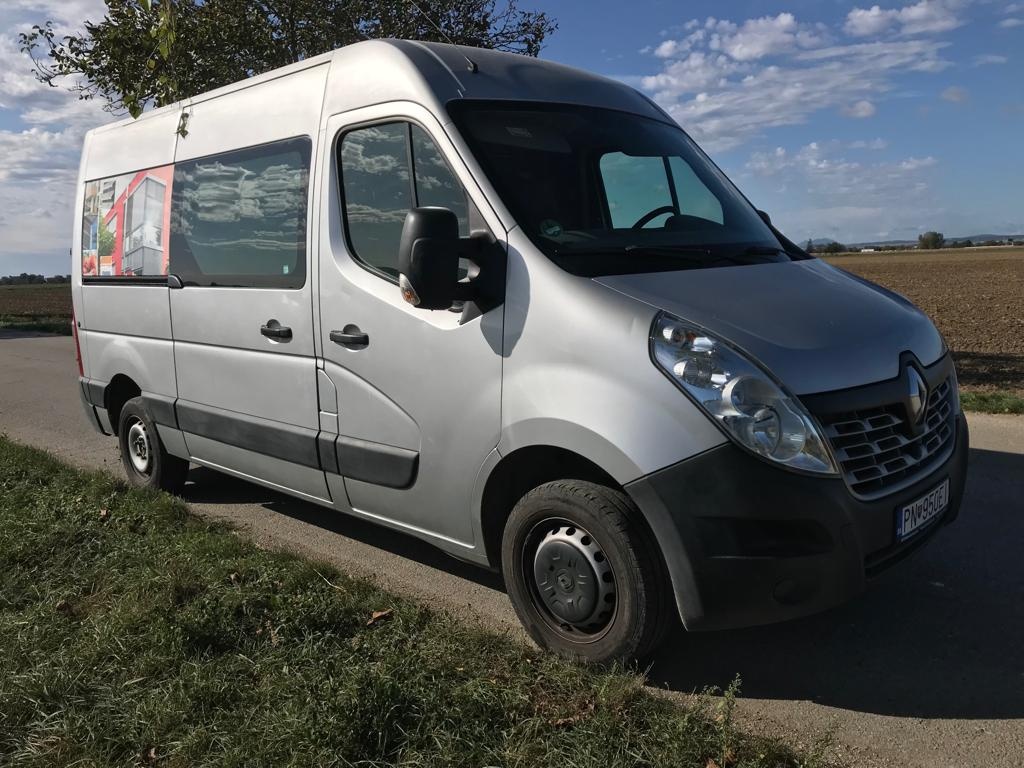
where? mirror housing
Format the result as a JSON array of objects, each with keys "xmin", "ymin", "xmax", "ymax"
[
  {"xmin": 398, "ymin": 207, "xmax": 460, "ymax": 310},
  {"xmin": 756, "ymin": 209, "xmax": 772, "ymax": 227}
]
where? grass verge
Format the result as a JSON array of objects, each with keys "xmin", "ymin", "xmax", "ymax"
[
  {"xmin": 960, "ymin": 390, "xmax": 1024, "ymax": 415},
  {"xmin": 0, "ymin": 437, "xmax": 829, "ymax": 767},
  {"xmin": 0, "ymin": 315, "xmax": 72, "ymax": 335}
]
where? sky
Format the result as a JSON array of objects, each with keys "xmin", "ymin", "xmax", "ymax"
[{"xmin": 0, "ymin": 0, "xmax": 1022, "ymax": 275}]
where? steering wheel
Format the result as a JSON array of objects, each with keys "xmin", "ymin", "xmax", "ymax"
[{"xmin": 631, "ymin": 205, "xmax": 678, "ymax": 229}]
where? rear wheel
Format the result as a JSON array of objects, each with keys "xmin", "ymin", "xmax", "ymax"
[
  {"xmin": 117, "ymin": 397, "xmax": 188, "ymax": 494},
  {"xmin": 501, "ymin": 480, "xmax": 671, "ymax": 665}
]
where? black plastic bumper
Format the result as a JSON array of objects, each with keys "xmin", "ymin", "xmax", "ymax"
[{"xmin": 626, "ymin": 412, "xmax": 969, "ymax": 631}]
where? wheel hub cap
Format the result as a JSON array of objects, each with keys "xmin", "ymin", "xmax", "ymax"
[
  {"xmin": 127, "ymin": 420, "xmax": 151, "ymax": 474},
  {"xmin": 533, "ymin": 524, "xmax": 614, "ymax": 628}
]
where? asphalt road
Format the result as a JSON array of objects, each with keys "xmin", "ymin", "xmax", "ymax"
[{"xmin": 2, "ymin": 331, "xmax": 1022, "ymax": 767}]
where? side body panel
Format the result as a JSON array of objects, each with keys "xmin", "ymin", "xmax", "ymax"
[
  {"xmin": 169, "ymin": 63, "xmax": 330, "ymax": 501},
  {"xmin": 76, "ymin": 106, "xmax": 184, "ymax": 411},
  {"xmin": 499, "ymin": 227, "xmax": 727, "ymax": 482}
]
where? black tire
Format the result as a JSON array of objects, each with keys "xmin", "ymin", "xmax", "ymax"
[
  {"xmin": 117, "ymin": 396, "xmax": 189, "ymax": 494},
  {"xmin": 501, "ymin": 480, "xmax": 671, "ymax": 665}
]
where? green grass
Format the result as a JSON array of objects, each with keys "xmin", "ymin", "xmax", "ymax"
[
  {"xmin": 960, "ymin": 390, "xmax": 1024, "ymax": 415},
  {"xmin": 0, "ymin": 437, "xmax": 829, "ymax": 768},
  {"xmin": 0, "ymin": 315, "xmax": 72, "ymax": 335}
]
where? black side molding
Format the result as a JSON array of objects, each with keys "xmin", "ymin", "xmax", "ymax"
[
  {"xmin": 336, "ymin": 435, "xmax": 418, "ymax": 489},
  {"xmin": 176, "ymin": 400, "xmax": 321, "ymax": 470},
  {"xmin": 142, "ymin": 393, "xmax": 178, "ymax": 429},
  {"xmin": 317, "ymin": 432, "xmax": 339, "ymax": 475},
  {"xmin": 82, "ymin": 377, "xmax": 105, "ymax": 407}
]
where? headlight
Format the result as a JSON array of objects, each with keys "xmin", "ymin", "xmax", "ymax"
[{"xmin": 651, "ymin": 312, "xmax": 837, "ymax": 475}]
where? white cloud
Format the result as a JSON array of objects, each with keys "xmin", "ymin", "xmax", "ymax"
[
  {"xmin": 850, "ymin": 137, "xmax": 890, "ymax": 149},
  {"xmin": 640, "ymin": 32, "xmax": 951, "ymax": 151},
  {"xmin": 941, "ymin": 85, "xmax": 969, "ymax": 102},
  {"xmin": 972, "ymin": 53, "xmax": 1008, "ymax": 65},
  {"xmin": 844, "ymin": 1, "xmax": 965, "ymax": 38},
  {"xmin": 844, "ymin": 6, "xmax": 898, "ymax": 37},
  {"xmin": 741, "ymin": 141, "xmax": 941, "ymax": 242},
  {"xmin": 710, "ymin": 13, "xmax": 826, "ymax": 61},
  {"xmin": 0, "ymin": 2, "xmax": 111, "ymax": 274},
  {"xmin": 899, "ymin": 156, "xmax": 938, "ymax": 169},
  {"xmin": 843, "ymin": 99, "xmax": 878, "ymax": 117},
  {"xmin": 998, "ymin": 18, "xmax": 1024, "ymax": 27}
]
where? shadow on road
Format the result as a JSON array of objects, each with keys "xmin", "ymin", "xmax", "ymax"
[
  {"xmin": 181, "ymin": 466, "xmax": 505, "ymax": 592},
  {"xmin": 649, "ymin": 447, "xmax": 1024, "ymax": 719},
  {"xmin": 183, "ymin": 448, "xmax": 1022, "ymax": 720}
]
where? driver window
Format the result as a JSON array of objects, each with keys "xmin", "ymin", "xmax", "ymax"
[
  {"xmin": 340, "ymin": 121, "xmax": 472, "ymax": 281},
  {"xmin": 599, "ymin": 153, "xmax": 674, "ymax": 229}
]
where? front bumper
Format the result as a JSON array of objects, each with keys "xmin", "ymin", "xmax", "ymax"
[{"xmin": 625, "ymin": 412, "xmax": 969, "ymax": 631}]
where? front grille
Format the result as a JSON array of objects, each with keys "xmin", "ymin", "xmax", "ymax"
[{"xmin": 819, "ymin": 377, "xmax": 955, "ymax": 497}]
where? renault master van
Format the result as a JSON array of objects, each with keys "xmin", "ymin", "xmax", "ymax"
[{"xmin": 73, "ymin": 40, "xmax": 968, "ymax": 662}]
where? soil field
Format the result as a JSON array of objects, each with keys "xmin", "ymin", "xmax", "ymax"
[
  {"xmin": 0, "ymin": 283, "xmax": 73, "ymax": 334},
  {"xmin": 825, "ymin": 247, "xmax": 1024, "ymax": 396}
]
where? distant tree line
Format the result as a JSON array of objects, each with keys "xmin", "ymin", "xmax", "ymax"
[
  {"xmin": 802, "ymin": 232, "xmax": 1022, "ymax": 254},
  {"xmin": 1, "ymin": 274, "xmax": 71, "ymax": 285},
  {"xmin": 804, "ymin": 240, "xmax": 849, "ymax": 254}
]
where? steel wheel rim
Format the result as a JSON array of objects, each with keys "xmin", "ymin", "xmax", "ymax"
[
  {"xmin": 524, "ymin": 517, "xmax": 618, "ymax": 642},
  {"xmin": 126, "ymin": 417, "xmax": 152, "ymax": 475}
]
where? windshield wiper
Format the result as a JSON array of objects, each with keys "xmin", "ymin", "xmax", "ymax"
[
  {"xmin": 739, "ymin": 245, "xmax": 787, "ymax": 256},
  {"xmin": 624, "ymin": 244, "xmax": 712, "ymax": 258}
]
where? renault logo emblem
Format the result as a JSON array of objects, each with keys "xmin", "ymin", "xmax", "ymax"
[{"xmin": 907, "ymin": 367, "xmax": 928, "ymax": 424}]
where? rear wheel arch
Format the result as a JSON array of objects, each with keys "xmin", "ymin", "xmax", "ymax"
[{"xmin": 103, "ymin": 374, "xmax": 142, "ymax": 432}]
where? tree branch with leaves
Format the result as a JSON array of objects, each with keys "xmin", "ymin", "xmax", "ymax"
[{"xmin": 20, "ymin": 0, "xmax": 557, "ymax": 118}]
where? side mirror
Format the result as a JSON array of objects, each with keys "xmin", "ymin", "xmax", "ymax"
[
  {"xmin": 398, "ymin": 207, "xmax": 460, "ymax": 310},
  {"xmin": 756, "ymin": 209, "xmax": 772, "ymax": 227}
]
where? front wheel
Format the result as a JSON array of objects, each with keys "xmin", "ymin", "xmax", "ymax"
[
  {"xmin": 501, "ymin": 480, "xmax": 671, "ymax": 665},
  {"xmin": 117, "ymin": 397, "xmax": 189, "ymax": 494}
]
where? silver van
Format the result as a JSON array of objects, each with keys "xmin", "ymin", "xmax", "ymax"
[{"xmin": 73, "ymin": 40, "xmax": 968, "ymax": 662}]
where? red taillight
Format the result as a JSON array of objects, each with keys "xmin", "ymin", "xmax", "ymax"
[{"xmin": 72, "ymin": 310, "xmax": 84, "ymax": 376}]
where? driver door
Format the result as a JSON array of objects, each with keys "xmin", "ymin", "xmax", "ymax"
[{"xmin": 316, "ymin": 105, "xmax": 505, "ymax": 549}]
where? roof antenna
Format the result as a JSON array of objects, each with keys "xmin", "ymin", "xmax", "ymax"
[
  {"xmin": 407, "ymin": 0, "xmax": 457, "ymax": 47},
  {"xmin": 464, "ymin": 55, "xmax": 478, "ymax": 73}
]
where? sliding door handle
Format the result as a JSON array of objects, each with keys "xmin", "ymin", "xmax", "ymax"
[{"xmin": 260, "ymin": 320, "xmax": 292, "ymax": 340}]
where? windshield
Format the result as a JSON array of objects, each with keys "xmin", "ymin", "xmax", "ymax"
[{"xmin": 448, "ymin": 101, "xmax": 798, "ymax": 277}]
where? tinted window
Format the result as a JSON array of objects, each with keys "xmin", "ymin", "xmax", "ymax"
[
  {"xmin": 340, "ymin": 122, "xmax": 470, "ymax": 280},
  {"xmin": 412, "ymin": 125, "xmax": 469, "ymax": 233},
  {"xmin": 170, "ymin": 137, "xmax": 311, "ymax": 288},
  {"xmin": 599, "ymin": 153, "xmax": 723, "ymax": 229},
  {"xmin": 340, "ymin": 124, "xmax": 412, "ymax": 278},
  {"xmin": 449, "ymin": 101, "xmax": 790, "ymax": 277},
  {"xmin": 600, "ymin": 154, "xmax": 674, "ymax": 229}
]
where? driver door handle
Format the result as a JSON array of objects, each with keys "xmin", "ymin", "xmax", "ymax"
[{"xmin": 330, "ymin": 328, "xmax": 369, "ymax": 348}]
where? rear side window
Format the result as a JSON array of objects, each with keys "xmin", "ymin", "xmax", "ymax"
[
  {"xmin": 170, "ymin": 137, "xmax": 311, "ymax": 288},
  {"xmin": 340, "ymin": 122, "xmax": 469, "ymax": 280},
  {"xmin": 81, "ymin": 164, "xmax": 173, "ymax": 279}
]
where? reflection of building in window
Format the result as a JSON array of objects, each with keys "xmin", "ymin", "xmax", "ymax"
[
  {"xmin": 82, "ymin": 167, "xmax": 170, "ymax": 277},
  {"xmin": 122, "ymin": 177, "xmax": 167, "ymax": 275}
]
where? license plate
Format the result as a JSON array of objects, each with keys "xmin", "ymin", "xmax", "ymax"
[{"xmin": 896, "ymin": 478, "xmax": 950, "ymax": 541}]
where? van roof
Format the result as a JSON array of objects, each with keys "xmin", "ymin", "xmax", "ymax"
[{"xmin": 86, "ymin": 39, "xmax": 670, "ymax": 138}]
